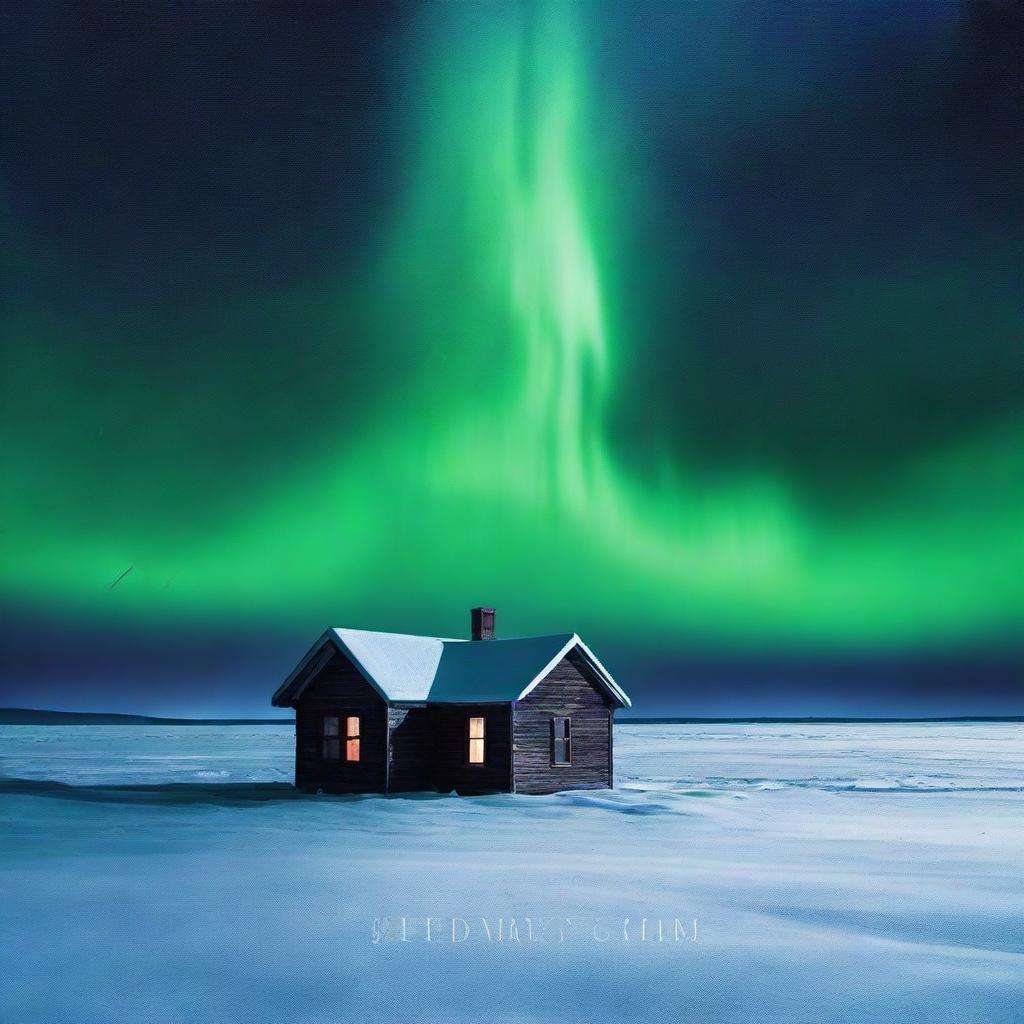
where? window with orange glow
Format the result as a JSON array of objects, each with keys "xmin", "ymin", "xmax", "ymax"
[
  {"xmin": 468, "ymin": 716, "xmax": 485, "ymax": 765},
  {"xmin": 346, "ymin": 715, "xmax": 360, "ymax": 762}
]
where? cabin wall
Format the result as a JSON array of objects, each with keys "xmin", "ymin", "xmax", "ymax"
[
  {"xmin": 512, "ymin": 652, "xmax": 613, "ymax": 794},
  {"xmin": 430, "ymin": 704, "xmax": 512, "ymax": 794},
  {"xmin": 294, "ymin": 649, "xmax": 388, "ymax": 793},
  {"xmin": 387, "ymin": 706, "xmax": 434, "ymax": 792}
]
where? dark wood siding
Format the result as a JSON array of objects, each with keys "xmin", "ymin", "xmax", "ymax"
[
  {"xmin": 294, "ymin": 649, "xmax": 388, "ymax": 793},
  {"xmin": 512, "ymin": 651, "xmax": 613, "ymax": 794},
  {"xmin": 386, "ymin": 706, "xmax": 434, "ymax": 792},
  {"xmin": 430, "ymin": 704, "xmax": 512, "ymax": 794}
]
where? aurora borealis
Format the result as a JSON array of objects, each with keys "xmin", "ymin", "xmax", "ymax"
[{"xmin": 2, "ymin": 1, "xmax": 1022, "ymax": 714}]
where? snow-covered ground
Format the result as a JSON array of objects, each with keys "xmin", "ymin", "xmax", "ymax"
[{"xmin": 1, "ymin": 723, "xmax": 1022, "ymax": 1023}]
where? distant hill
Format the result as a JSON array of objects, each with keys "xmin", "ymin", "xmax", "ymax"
[{"xmin": 0, "ymin": 708, "xmax": 293, "ymax": 726}]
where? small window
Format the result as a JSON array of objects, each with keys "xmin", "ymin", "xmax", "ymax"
[
  {"xmin": 346, "ymin": 715, "xmax": 360, "ymax": 762},
  {"xmin": 552, "ymin": 717, "xmax": 571, "ymax": 765},
  {"xmin": 468, "ymin": 716, "xmax": 485, "ymax": 765},
  {"xmin": 322, "ymin": 716, "xmax": 340, "ymax": 760}
]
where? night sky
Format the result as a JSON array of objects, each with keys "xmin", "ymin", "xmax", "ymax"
[{"xmin": 2, "ymin": 1, "xmax": 1022, "ymax": 716}]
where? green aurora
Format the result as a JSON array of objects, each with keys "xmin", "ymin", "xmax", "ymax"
[{"xmin": 2, "ymin": 1, "xmax": 1022, "ymax": 655}]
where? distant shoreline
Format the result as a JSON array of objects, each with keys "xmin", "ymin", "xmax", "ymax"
[
  {"xmin": 0, "ymin": 708, "xmax": 293, "ymax": 726},
  {"xmin": 1, "ymin": 707, "xmax": 1020, "ymax": 726}
]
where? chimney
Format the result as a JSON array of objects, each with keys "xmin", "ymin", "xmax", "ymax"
[{"xmin": 470, "ymin": 607, "xmax": 495, "ymax": 641}]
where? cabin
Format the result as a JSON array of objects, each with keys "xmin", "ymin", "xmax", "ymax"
[{"xmin": 271, "ymin": 608, "xmax": 631, "ymax": 795}]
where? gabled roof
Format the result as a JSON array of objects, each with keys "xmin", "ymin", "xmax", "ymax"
[{"xmin": 272, "ymin": 628, "xmax": 631, "ymax": 708}]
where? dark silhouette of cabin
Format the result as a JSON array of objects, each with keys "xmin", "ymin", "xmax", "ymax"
[{"xmin": 272, "ymin": 608, "xmax": 631, "ymax": 795}]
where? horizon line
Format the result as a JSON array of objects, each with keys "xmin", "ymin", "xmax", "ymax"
[{"xmin": 1, "ymin": 707, "xmax": 1022, "ymax": 726}]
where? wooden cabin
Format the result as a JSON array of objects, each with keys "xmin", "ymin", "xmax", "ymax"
[{"xmin": 271, "ymin": 608, "xmax": 631, "ymax": 795}]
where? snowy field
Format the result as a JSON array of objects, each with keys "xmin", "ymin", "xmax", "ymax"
[{"xmin": 1, "ymin": 722, "xmax": 1022, "ymax": 1024}]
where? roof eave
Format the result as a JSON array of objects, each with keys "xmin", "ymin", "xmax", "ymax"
[
  {"xmin": 271, "ymin": 630, "xmax": 335, "ymax": 707},
  {"xmin": 515, "ymin": 634, "xmax": 631, "ymax": 708},
  {"xmin": 271, "ymin": 629, "xmax": 394, "ymax": 708},
  {"xmin": 573, "ymin": 636, "xmax": 632, "ymax": 707}
]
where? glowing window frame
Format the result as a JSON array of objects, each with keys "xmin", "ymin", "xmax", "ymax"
[
  {"xmin": 468, "ymin": 716, "xmax": 485, "ymax": 765},
  {"xmin": 345, "ymin": 715, "xmax": 360, "ymax": 762}
]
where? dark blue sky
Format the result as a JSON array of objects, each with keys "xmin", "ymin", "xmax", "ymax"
[{"xmin": 1, "ymin": 1, "xmax": 1021, "ymax": 716}]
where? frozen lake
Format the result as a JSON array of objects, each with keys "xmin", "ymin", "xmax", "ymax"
[{"xmin": 2, "ymin": 722, "xmax": 1022, "ymax": 1023}]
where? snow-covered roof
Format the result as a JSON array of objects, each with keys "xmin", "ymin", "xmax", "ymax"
[{"xmin": 272, "ymin": 628, "xmax": 631, "ymax": 708}]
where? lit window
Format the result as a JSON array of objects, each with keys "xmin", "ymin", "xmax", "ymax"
[
  {"xmin": 468, "ymin": 716, "xmax": 485, "ymax": 765},
  {"xmin": 322, "ymin": 716, "xmax": 340, "ymax": 760},
  {"xmin": 552, "ymin": 717, "xmax": 571, "ymax": 765},
  {"xmin": 346, "ymin": 716, "xmax": 360, "ymax": 762}
]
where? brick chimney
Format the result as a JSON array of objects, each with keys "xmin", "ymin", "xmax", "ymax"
[{"xmin": 470, "ymin": 607, "xmax": 495, "ymax": 640}]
